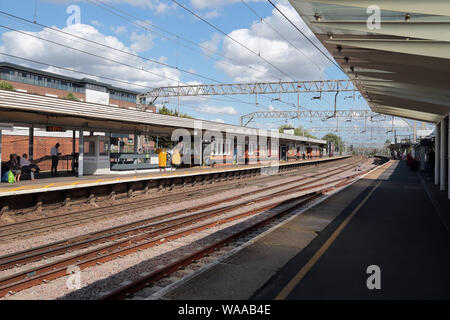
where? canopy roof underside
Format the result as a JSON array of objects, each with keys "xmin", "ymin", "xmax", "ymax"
[{"xmin": 289, "ymin": 0, "xmax": 450, "ymax": 123}]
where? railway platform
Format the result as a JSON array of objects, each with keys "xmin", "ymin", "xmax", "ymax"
[
  {"xmin": 0, "ymin": 156, "xmax": 348, "ymax": 196},
  {"xmin": 0, "ymin": 156, "xmax": 349, "ymax": 215},
  {"xmin": 160, "ymin": 160, "xmax": 450, "ymax": 300}
]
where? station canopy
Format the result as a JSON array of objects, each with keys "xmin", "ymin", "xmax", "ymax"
[
  {"xmin": 0, "ymin": 89, "xmax": 326, "ymax": 145},
  {"xmin": 289, "ymin": 0, "xmax": 450, "ymax": 123}
]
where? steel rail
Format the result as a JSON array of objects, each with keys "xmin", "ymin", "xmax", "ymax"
[
  {"xmin": 0, "ymin": 163, "xmax": 370, "ymax": 297},
  {"xmin": 101, "ymin": 166, "xmax": 378, "ymax": 300},
  {"xmin": 101, "ymin": 179, "xmax": 359, "ymax": 299},
  {"xmin": 0, "ymin": 190, "xmax": 324, "ymax": 297},
  {"xmin": 0, "ymin": 159, "xmax": 361, "ymax": 268},
  {"xmin": 0, "ymin": 158, "xmax": 358, "ymax": 241},
  {"xmin": 0, "ymin": 157, "xmax": 353, "ymax": 233}
]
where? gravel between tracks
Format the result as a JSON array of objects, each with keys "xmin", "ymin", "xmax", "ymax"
[
  {"xmin": 0, "ymin": 165, "xmax": 337, "ymax": 254},
  {"xmin": 0, "ymin": 159, "xmax": 373, "ymax": 300}
]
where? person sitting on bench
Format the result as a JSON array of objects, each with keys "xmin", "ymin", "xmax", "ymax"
[{"xmin": 20, "ymin": 153, "xmax": 40, "ymax": 181}]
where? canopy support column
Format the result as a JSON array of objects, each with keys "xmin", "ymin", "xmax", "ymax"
[
  {"xmin": 435, "ymin": 122, "xmax": 440, "ymax": 186},
  {"xmin": 440, "ymin": 118, "xmax": 447, "ymax": 191},
  {"xmin": 28, "ymin": 127, "xmax": 34, "ymax": 160},
  {"xmin": 78, "ymin": 131, "xmax": 84, "ymax": 178}
]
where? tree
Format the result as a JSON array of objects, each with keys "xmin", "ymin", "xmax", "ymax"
[
  {"xmin": 146, "ymin": 106, "xmax": 193, "ymax": 148},
  {"xmin": 63, "ymin": 92, "xmax": 80, "ymax": 101},
  {"xmin": 278, "ymin": 124, "xmax": 317, "ymax": 139},
  {"xmin": 0, "ymin": 81, "xmax": 15, "ymax": 91},
  {"xmin": 158, "ymin": 106, "xmax": 193, "ymax": 119},
  {"xmin": 384, "ymin": 139, "xmax": 391, "ymax": 145},
  {"xmin": 322, "ymin": 133, "xmax": 344, "ymax": 155}
]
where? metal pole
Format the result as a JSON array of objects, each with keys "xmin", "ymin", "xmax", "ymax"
[
  {"xmin": 78, "ymin": 130, "xmax": 84, "ymax": 177},
  {"xmin": 134, "ymin": 133, "xmax": 138, "ymax": 154},
  {"xmin": 72, "ymin": 130, "xmax": 76, "ymax": 155},
  {"xmin": 448, "ymin": 117, "xmax": 450, "ymax": 199},
  {"xmin": 177, "ymin": 84, "xmax": 180, "ymax": 115},
  {"xmin": 0, "ymin": 130, "xmax": 2, "ymax": 175},
  {"xmin": 29, "ymin": 127, "xmax": 34, "ymax": 160},
  {"xmin": 441, "ymin": 118, "xmax": 447, "ymax": 191},
  {"xmin": 435, "ymin": 122, "xmax": 440, "ymax": 186}
]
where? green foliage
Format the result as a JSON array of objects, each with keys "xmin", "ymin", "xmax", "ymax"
[
  {"xmin": 145, "ymin": 106, "xmax": 193, "ymax": 147},
  {"xmin": 0, "ymin": 81, "xmax": 15, "ymax": 91},
  {"xmin": 278, "ymin": 124, "xmax": 317, "ymax": 139},
  {"xmin": 63, "ymin": 92, "xmax": 80, "ymax": 101},
  {"xmin": 158, "ymin": 106, "xmax": 193, "ymax": 119},
  {"xmin": 322, "ymin": 133, "xmax": 344, "ymax": 154}
]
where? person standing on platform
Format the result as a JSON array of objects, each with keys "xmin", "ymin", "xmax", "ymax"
[
  {"xmin": 159, "ymin": 148, "xmax": 167, "ymax": 172},
  {"xmin": 51, "ymin": 143, "xmax": 61, "ymax": 176}
]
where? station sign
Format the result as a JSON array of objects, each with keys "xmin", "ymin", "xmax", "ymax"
[{"xmin": 46, "ymin": 126, "xmax": 65, "ymax": 132}]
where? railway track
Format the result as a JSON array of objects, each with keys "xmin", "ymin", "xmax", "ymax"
[
  {"xmin": 0, "ymin": 157, "xmax": 359, "ymax": 241},
  {"xmin": 0, "ymin": 160, "xmax": 363, "ymax": 269},
  {"xmin": 102, "ymin": 161, "xmax": 388, "ymax": 300},
  {"xmin": 0, "ymin": 158, "xmax": 373, "ymax": 298}
]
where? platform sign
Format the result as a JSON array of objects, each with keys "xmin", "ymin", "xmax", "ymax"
[{"xmin": 46, "ymin": 126, "xmax": 65, "ymax": 132}]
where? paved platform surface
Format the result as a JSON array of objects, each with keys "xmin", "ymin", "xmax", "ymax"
[
  {"xmin": 0, "ymin": 156, "xmax": 347, "ymax": 196},
  {"xmin": 162, "ymin": 161, "xmax": 450, "ymax": 300}
]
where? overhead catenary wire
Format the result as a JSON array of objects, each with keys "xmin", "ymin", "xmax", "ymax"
[
  {"xmin": 239, "ymin": 0, "xmax": 336, "ymax": 112},
  {"xmin": 0, "ymin": 23, "xmax": 270, "ymax": 109},
  {"xmin": 240, "ymin": 0, "xmax": 325, "ymax": 76},
  {"xmin": 171, "ymin": 0, "xmax": 296, "ymax": 81},
  {"xmin": 0, "ymin": 52, "xmax": 276, "ymax": 113},
  {"xmin": 85, "ymin": 0, "xmax": 332, "ymax": 113},
  {"xmin": 0, "ymin": 25, "xmax": 184, "ymax": 84},
  {"xmin": 266, "ymin": 0, "xmax": 344, "ymax": 72},
  {"xmin": 84, "ymin": 0, "xmax": 281, "ymax": 109},
  {"xmin": 0, "ymin": 52, "xmax": 156, "ymax": 90},
  {"xmin": 0, "ymin": 10, "xmax": 223, "ymax": 84},
  {"xmin": 87, "ymin": 0, "xmax": 271, "ymax": 79}
]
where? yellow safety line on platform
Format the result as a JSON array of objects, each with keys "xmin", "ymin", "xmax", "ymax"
[
  {"xmin": 274, "ymin": 162, "xmax": 389, "ymax": 300},
  {"xmin": 9, "ymin": 186, "xmax": 25, "ymax": 192},
  {"xmin": 275, "ymin": 179, "xmax": 383, "ymax": 300},
  {"xmin": 0, "ymin": 157, "xmax": 346, "ymax": 194}
]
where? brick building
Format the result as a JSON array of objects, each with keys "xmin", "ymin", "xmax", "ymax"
[{"xmin": 0, "ymin": 62, "xmax": 156, "ymax": 171}]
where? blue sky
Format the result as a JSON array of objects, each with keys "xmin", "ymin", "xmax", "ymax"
[{"xmin": 0, "ymin": 0, "xmax": 411, "ymax": 147}]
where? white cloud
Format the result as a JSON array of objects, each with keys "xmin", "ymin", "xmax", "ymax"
[
  {"xmin": 203, "ymin": 10, "xmax": 219, "ymax": 19},
  {"xmin": 213, "ymin": 118, "xmax": 225, "ymax": 123},
  {"xmin": 379, "ymin": 119, "xmax": 411, "ymax": 128},
  {"xmin": 200, "ymin": 33, "xmax": 222, "ymax": 56},
  {"xmin": 130, "ymin": 31, "xmax": 153, "ymax": 52},
  {"xmin": 214, "ymin": 2, "xmax": 331, "ymax": 82},
  {"xmin": 43, "ymin": 0, "xmax": 175, "ymax": 15},
  {"xmin": 110, "ymin": 25, "xmax": 127, "ymax": 35},
  {"xmin": 191, "ymin": 0, "xmax": 263, "ymax": 10},
  {"xmin": 90, "ymin": 20, "xmax": 104, "ymax": 28},
  {"xmin": 0, "ymin": 23, "xmax": 181, "ymax": 90},
  {"xmin": 196, "ymin": 105, "xmax": 237, "ymax": 115}
]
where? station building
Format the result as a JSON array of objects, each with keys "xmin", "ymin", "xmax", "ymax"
[{"xmin": 0, "ymin": 62, "xmax": 156, "ymax": 170}]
